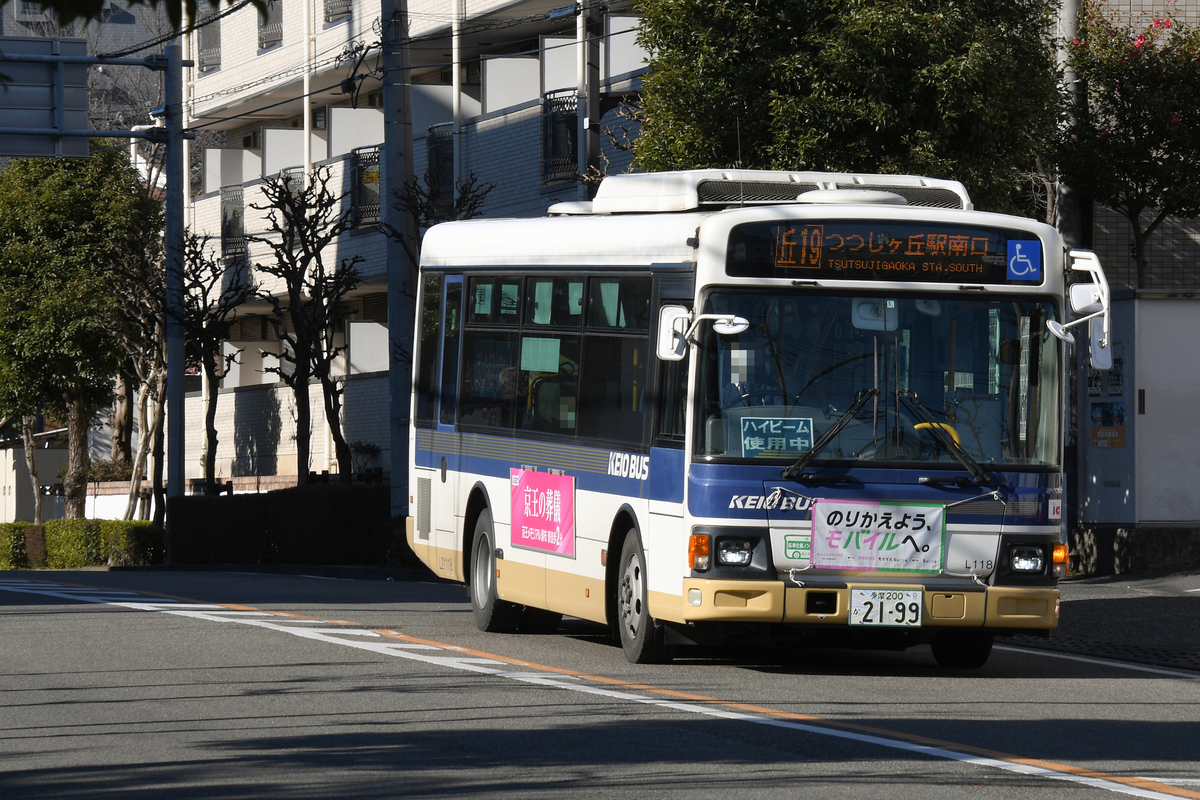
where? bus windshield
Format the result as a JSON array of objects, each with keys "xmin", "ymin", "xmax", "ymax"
[{"xmin": 695, "ymin": 291, "xmax": 1061, "ymax": 469}]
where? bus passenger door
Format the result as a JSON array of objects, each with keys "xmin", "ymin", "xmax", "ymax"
[{"xmin": 433, "ymin": 277, "xmax": 463, "ymax": 580}]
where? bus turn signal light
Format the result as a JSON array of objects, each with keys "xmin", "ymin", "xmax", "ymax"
[
  {"xmin": 1052, "ymin": 543, "xmax": 1068, "ymax": 564},
  {"xmin": 689, "ymin": 534, "xmax": 711, "ymax": 572}
]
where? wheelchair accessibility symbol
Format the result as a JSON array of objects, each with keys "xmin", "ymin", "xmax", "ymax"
[{"xmin": 1007, "ymin": 240, "xmax": 1042, "ymax": 281}]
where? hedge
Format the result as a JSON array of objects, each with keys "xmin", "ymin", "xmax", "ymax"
[
  {"xmin": 39, "ymin": 520, "xmax": 165, "ymax": 569},
  {"xmin": 167, "ymin": 484, "xmax": 418, "ymax": 567},
  {"xmin": 0, "ymin": 522, "xmax": 27, "ymax": 569},
  {"xmin": 99, "ymin": 521, "xmax": 166, "ymax": 567}
]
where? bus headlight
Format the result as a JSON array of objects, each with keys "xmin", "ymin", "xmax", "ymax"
[
  {"xmin": 717, "ymin": 539, "xmax": 753, "ymax": 566},
  {"xmin": 689, "ymin": 534, "xmax": 711, "ymax": 571},
  {"xmin": 1009, "ymin": 545, "xmax": 1045, "ymax": 573}
]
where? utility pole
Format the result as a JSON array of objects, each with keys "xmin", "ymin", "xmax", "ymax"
[
  {"xmin": 165, "ymin": 42, "xmax": 186, "ymax": 507},
  {"xmin": 1055, "ymin": 0, "xmax": 1090, "ymax": 250},
  {"xmin": 383, "ymin": 0, "xmax": 416, "ymax": 518},
  {"xmin": 576, "ymin": 1, "xmax": 601, "ymax": 199}
]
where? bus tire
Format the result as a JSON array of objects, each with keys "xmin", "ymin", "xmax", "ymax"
[
  {"xmin": 931, "ymin": 630, "xmax": 994, "ymax": 669},
  {"xmin": 470, "ymin": 509, "xmax": 521, "ymax": 633},
  {"xmin": 616, "ymin": 530, "xmax": 673, "ymax": 664}
]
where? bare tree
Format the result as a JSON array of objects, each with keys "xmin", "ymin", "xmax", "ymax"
[
  {"xmin": 247, "ymin": 166, "xmax": 363, "ymax": 484},
  {"xmin": 582, "ymin": 98, "xmax": 641, "ymax": 191},
  {"xmin": 383, "ymin": 171, "xmax": 494, "ymax": 392},
  {"xmin": 173, "ymin": 234, "xmax": 256, "ymax": 491}
]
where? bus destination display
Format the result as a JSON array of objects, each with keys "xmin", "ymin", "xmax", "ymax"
[{"xmin": 727, "ymin": 220, "xmax": 1044, "ymax": 285}]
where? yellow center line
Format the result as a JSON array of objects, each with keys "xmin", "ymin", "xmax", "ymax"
[{"xmin": 371, "ymin": 629, "xmax": 1200, "ymax": 800}]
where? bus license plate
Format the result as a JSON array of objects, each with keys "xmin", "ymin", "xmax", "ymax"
[{"xmin": 849, "ymin": 589, "xmax": 923, "ymax": 627}]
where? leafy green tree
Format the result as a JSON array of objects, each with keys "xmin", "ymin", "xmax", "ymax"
[
  {"xmin": 0, "ymin": 144, "xmax": 160, "ymax": 518},
  {"xmin": 1057, "ymin": 1, "xmax": 1200, "ymax": 288},
  {"xmin": 636, "ymin": 0, "xmax": 1063, "ymax": 213}
]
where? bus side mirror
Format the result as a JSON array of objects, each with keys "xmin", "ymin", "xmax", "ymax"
[
  {"xmin": 1069, "ymin": 283, "xmax": 1103, "ymax": 314},
  {"xmin": 657, "ymin": 305, "xmax": 690, "ymax": 361},
  {"xmin": 1089, "ymin": 318, "xmax": 1113, "ymax": 370}
]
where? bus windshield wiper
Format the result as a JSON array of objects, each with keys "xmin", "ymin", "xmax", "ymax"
[
  {"xmin": 898, "ymin": 391, "xmax": 991, "ymax": 485},
  {"xmin": 781, "ymin": 388, "xmax": 878, "ymax": 480}
]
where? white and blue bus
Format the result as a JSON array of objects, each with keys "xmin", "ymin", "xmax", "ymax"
[{"xmin": 406, "ymin": 170, "xmax": 1111, "ymax": 667}]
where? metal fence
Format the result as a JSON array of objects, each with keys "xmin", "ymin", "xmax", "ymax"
[
  {"xmin": 542, "ymin": 90, "xmax": 578, "ymax": 184},
  {"xmin": 324, "ymin": 0, "xmax": 353, "ymax": 22},
  {"xmin": 220, "ymin": 186, "xmax": 246, "ymax": 266},
  {"xmin": 258, "ymin": 0, "xmax": 283, "ymax": 49},
  {"xmin": 426, "ymin": 123, "xmax": 454, "ymax": 216},
  {"xmin": 352, "ymin": 146, "xmax": 381, "ymax": 227},
  {"xmin": 197, "ymin": 7, "xmax": 221, "ymax": 71}
]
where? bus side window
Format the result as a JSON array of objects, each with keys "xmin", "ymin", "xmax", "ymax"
[
  {"xmin": 577, "ymin": 335, "xmax": 647, "ymax": 444},
  {"xmin": 519, "ymin": 333, "xmax": 580, "ymax": 432},
  {"xmin": 655, "ymin": 352, "xmax": 689, "ymax": 448},
  {"xmin": 526, "ymin": 277, "xmax": 584, "ymax": 327},
  {"xmin": 459, "ymin": 331, "xmax": 520, "ymax": 429},
  {"xmin": 587, "ymin": 276, "xmax": 651, "ymax": 330},
  {"xmin": 414, "ymin": 273, "xmax": 442, "ymax": 426},
  {"xmin": 439, "ymin": 282, "xmax": 462, "ymax": 426}
]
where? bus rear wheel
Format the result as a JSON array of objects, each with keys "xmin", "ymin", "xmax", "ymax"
[
  {"xmin": 616, "ymin": 530, "xmax": 673, "ymax": 664},
  {"xmin": 470, "ymin": 509, "xmax": 522, "ymax": 633},
  {"xmin": 931, "ymin": 630, "xmax": 994, "ymax": 669}
]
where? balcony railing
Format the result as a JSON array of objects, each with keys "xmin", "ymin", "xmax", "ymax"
[
  {"xmin": 220, "ymin": 186, "xmax": 246, "ymax": 266},
  {"xmin": 258, "ymin": 0, "xmax": 282, "ymax": 49},
  {"xmin": 542, "ymin": 90, "xmax": 578, "ymax": 184},
  {"xmin": 324, "ymin": 0, "xmax": 352, "ymax": 22},
  {"xmin": 197, "ymin": 10, "xmax": 221, "ymax": 71},
  {"xmin": 198, "ymin": 46, "xmax": 221, "ymax": 71},
  {"xmin": 352, "ymin": 146, "xmax": 381, "ymax": 227}
]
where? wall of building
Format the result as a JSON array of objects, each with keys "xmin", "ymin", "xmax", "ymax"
[
  {"xmin": 181, "ymin": 372, "xmax": 389, "ymax": 481},
  {"xmin": 0, "ymin": 446, "xmax": 69, "ymax": 524}
]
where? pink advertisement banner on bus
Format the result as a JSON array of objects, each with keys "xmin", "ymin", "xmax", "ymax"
[{"xmin": 510, "ymin": 468, "xmax": 576, "ymax": 558}]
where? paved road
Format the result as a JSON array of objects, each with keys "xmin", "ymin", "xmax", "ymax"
[{"xmin": 1, "ymin": 569, "xmax": 1197, "ymax": 799}]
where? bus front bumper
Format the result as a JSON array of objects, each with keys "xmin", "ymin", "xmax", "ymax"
[{"xmin": 670, "ymin": 578, "xmax": 1059, "ymax": 630}]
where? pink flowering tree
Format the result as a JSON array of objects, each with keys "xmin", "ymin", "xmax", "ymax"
[{"xmin": 1058, "ymin": 1, "xmax": 1200, "ymax": 288}]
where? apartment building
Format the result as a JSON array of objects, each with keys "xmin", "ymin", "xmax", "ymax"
[{"xmin": 184, "ymin": 0, "xmax": 647, "ymax": 483}]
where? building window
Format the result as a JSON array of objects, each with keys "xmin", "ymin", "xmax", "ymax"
[
  {"xmin": 352, "ymin": 146, "xmax": 381, "ymax": 227},
  {"xmin": 220, "ymin": 186, "xmax": 246, "ymax": 266},
  {"xmin": 258, "ymin": 0, "xmax": 283, "ymax": 50},
  {"xmin": 425, "ymin": 123, "xmax": 453, "ymax": 220},
  {"xmin": 324, "ymin": 0, "xmax": 352, "ymax": 22},
  {"xmin": 197, "ymin": 2, "xmax": 221, "ymax": 72},
  {"xmin": 16, "ymin": 1, "xmax": 47, "ymax": 22},
  {"xmin": 542, "ymin": 90, "xmax": 577, "ymax": 184}
]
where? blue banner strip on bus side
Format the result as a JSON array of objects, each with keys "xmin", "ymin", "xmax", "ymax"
[{"xmin": 416, "ymin": 428, "xmax": 652, "ymax": 498}]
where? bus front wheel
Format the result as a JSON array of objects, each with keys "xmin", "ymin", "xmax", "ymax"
[
  {"xmin": 616, "ymin": 530, "xmax": 673, "ymax": 664},
  {"xmin": 470, "ymin": 509, "xmax": 522, "ymax": 633}
]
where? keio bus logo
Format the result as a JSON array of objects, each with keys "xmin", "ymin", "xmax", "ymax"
[{"xmin": 608, "ymin": 451, "xmax": 649, "ymax": 480}]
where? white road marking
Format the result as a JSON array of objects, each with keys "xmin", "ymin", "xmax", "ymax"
[
  {"xmin": 1, "ymin": 581, "xmax": 1191, "ymax": 800},
  {"xmin": 1185, "ymin": 588, "xmax": 1200, "ymax": 593},
  {"xmin": 995, "ymin": 645, "xmax": 1200, "ymax": 681}
]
